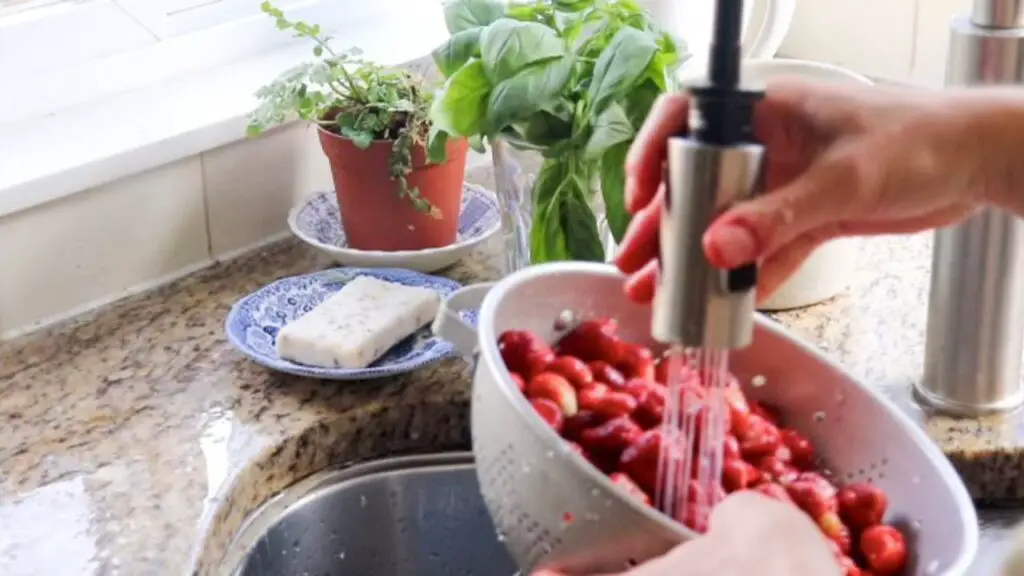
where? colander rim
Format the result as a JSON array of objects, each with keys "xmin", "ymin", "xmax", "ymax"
[{"xmin": 475, "ymin": 261, "xmax": 979, "ymax": 572}]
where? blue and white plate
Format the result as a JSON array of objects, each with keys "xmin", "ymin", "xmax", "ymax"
[
  {"xmin": 224, "ymin": 268, "xmax": 475, "ymax": 380},
  {"xmin": 288, "ymin": 184, "xmax": 500, "ymax": 273}
]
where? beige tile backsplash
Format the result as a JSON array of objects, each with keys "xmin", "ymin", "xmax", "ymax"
[
  {"xmin": 0, "ymin": 158, "xmax": 210, "ymax": 338},
  {"xmin": 0, "ymin": 3, "xmax": 975, "ymax": 338},
  {"xmin": 203, "ymin": 122, "xmax": 333, "ymax": 259}
]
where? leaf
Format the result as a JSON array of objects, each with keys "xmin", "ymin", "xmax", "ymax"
[
  {"xmin": 520, "ymin": 108, "xmax": 574, "ymax": 148},
  {"xmin": 587, "ymin": 27, "xmax": 658, "ymax": 115},
  {"xmin": 529, "ymin": 156, "xmax": 604, "ymax": 263},
  {"xmin": 427, "ymin": 125, "xmax": 450, "ymax": 164},
  {"xmin": 622, "ymin": 79, "xmax": 661, "ymax": 129},
  {"xmin": 430, "ymin": 59, "xmax": 492, "ymax": 137},
  {"xmin": 583, "ymin": 102, "xmax": 634, "ymax": 159},
  {"xmin": 479, "ymin": 19, "xmax": 566, "ymax": 83},
  {"xmin": 561, "ymin": 181, "xmax": 606, "ymax": 261},
  {"xmin": 530, "ymin": 159, "xmax": 571, "ymax": 262},
  {"xmin": 340, "ymin": 126, "xmax": 374, "ymax": 148},
  {"xmin": 600, "ymin": 142, "xmax": 631, "ymax": 242},
  {"xmin": 553, "ymin": 0, "xmax": 593, "ymax": 11},
  {"xmin": 485, "ymin": 55, "xmax": 574, "ymax": 134},
  {"xmin": 443, "ymin": 0, "xmax": 506, "ymax": 34},
  {"xmin": 468, "ymin": 134, "xmax": 486, "ymax": 152},
  {"xmin": 432, "ymin": 28, "xmax": 482, "ymax": 78}
]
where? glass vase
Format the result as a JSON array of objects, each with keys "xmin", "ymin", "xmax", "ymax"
[{"xmin": 490, "ymin": 139, "xmax": 618, "ymax": 274}]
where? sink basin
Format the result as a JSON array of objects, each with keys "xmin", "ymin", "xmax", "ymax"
[{"xmin": 220, "ymin": 453, "xmax": 518, "ymax": 576}]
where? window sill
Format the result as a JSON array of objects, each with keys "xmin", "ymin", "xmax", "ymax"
[{"xmin": 0, "ymin": 6, "xmax": 449, "ymax": 218}]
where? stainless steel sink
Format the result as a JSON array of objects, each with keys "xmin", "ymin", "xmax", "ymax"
[{"xmin": 220, "ymin": 453, "xmax": 518, "ymax": 576}]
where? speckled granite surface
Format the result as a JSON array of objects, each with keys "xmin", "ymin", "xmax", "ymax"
[{"xmin": 2, "ymin": 169, "xmax": 1024, "ymax": 574}]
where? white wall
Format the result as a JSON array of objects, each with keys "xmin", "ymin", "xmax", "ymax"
[
  {"xmin": 780, "ymin": 0, "xmax": 971, "ymax": 86},
  {"xmin": 0, "ymin": 0, "xmax": 977, "ymax": 339}
]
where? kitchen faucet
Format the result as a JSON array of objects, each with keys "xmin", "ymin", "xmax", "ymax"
[{"xmin": 918, "ymin": 0, "xmax": 1024, "ymax": 416}]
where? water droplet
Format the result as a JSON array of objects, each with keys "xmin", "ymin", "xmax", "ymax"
[
  {"xmin": 338, "ymin": 551, "xmax": 346, "ymax": 560},
  {"xmin": 522, "ymin": 463, "xmax": 532, "ymax": 473},
  {"xmin": 590, "ymin": 488, "xmax": 601, "ymax": 497},
  {"xmin": 360, "ymin": 495, "xmax": 368, "ymax": 507},
  {"xmin": 545, "ymin": 450, "xmax": 554, "ymax": 458},
  {"xmin": 912, "ymin": 519, "xmax": 922, "ymax": 530},
  {"xmin": 911, "ymin": 476, "xmax": 921, "ymax": 484},
  {"xmin": 496, "ymin": 532, "xmax": 506, "ymax": 542},
  {"xmin": 554, "ymin": 309, "xmax": 576, "ymax": 331},
  {"xmin": 835, "ymin": 391, "xmax": 845, "ymax": 404},
  {"xmin": 751, "ymin": 374, "xmax": 767, "ymax": 388},
  {"xmin": 926, "ymin": 560, "xmax": 940, "ymax": 574},
  {"xmin": 813, "ymin": 411, "xmax": 826, "ymax": 423}
]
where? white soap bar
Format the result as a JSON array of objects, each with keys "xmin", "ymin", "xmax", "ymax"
[{"xmin": 275, "ymin": 275, "xmax": 441, "ymax": 369}]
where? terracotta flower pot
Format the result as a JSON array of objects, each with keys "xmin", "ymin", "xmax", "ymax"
[{"xmin": 318, "ymin": 126, "xmax": 469, "ymax": 252}]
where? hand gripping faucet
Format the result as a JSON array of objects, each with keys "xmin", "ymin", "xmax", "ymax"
[{"xmin": 918, "ymin": 0, "xmax": 1024, "ymax": 416}]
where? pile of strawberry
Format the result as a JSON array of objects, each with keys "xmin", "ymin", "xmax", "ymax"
[{"xmin": 498, "ymin": 318, "xmax": 909, "ymax": 576}]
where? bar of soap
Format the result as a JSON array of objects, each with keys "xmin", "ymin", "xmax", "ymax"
[{"xmin": 275, "ymin": 275, "xmax": 441, "ymax": 369}]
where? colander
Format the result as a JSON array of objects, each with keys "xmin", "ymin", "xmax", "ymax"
[{"xmin": 432, "ymin": 262, "xmax": 979, "ymax": 575}]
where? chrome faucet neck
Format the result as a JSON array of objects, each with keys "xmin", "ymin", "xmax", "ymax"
[
  {"xmin": 917, "ymin": 4, "xmax": 1024, "ymax": 416},
  {"xmin": 972, "ymin": 0, "xmax": 1024, "ymax": 28}
]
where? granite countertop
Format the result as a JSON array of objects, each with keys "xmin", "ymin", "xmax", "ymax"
[{"xmin": 2, "ymin": 176, "xmax": 1024, "ymax": 574}]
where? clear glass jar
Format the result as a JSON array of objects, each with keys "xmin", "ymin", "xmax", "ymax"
[{"xmin": 490, "ymin": 139, "xmax": 617, "ymax": 274}]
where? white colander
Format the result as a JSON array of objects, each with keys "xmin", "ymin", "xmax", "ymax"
[{"xmin": 433, "ymin": 262, "xmax": 979, "ymax": 575}]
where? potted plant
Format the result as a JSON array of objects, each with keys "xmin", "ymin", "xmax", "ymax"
[
  {"xmin": 247, "ymin": 1, "xmax": 468, "ymax": 252},
  {"xmin": 431, "ymin": 0, "xmax": 684, "ymax": 268}
]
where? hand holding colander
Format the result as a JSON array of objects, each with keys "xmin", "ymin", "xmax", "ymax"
[{"xmin": 433, "ymin": 261, "xmax": 978, "ymax": 575}]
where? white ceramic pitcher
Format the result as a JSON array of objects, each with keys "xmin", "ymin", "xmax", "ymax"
[{"xmin": 640, "ymin": 0, "xmax": 796, "ymax": 61}]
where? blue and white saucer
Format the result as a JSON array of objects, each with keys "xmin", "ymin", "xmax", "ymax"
[
  {"xmin": 225, "ymin": 267, "xmax": 476, "ymax": 380},
  {"xmin": 288, "ymin": 184, "xmax": 500, "ymax": 273}
]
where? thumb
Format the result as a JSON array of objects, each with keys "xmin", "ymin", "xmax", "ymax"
[{"xmin": 702, "ymin": 153, "xmax": 864, "ymax": 269}]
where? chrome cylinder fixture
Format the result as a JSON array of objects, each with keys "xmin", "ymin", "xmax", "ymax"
[
  {"xmin": 650, "ymin": 0, "xmax": 765, "ymax": 350},
  {"xmin": 651, "ymin": 139, "xmax": 763, "ymax": 349},
  {"xmin": 918, "ymin": 0, "xmax": 1024, "ymax": 415}
]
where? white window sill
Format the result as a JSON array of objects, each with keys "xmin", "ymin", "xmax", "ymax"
[{"xmin": 0, "ymin": 2, "xmax": 450, "ymax": 218}]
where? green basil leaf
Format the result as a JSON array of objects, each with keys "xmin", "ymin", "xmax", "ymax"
[
  {"xmin": 600, "ymin": 141, "xmax": 631, "ymax": 242},
  {"xmin": 553, "ymin": 0, "xmax": 593, "ymax": 12},
  {"xmin": 430, "ymin": 58, "xmax": 492, "ymax": 137},
  {"xmin": 480, "ymin": 18, "xmax": 566, "ymax": 83},
  {"xmin": 587, "ymin": 26, "xmax": 658, "ymax": 115},
  {"xmin": 622, "ymin": 79, "xmax": 661, "ymax": 129},
  {"xmin": 521, "ymin": 107, "xmax": 574, "ymax": 148},
  {"xmin": 584, "ymin": 102, "xmax": 634, "ymax": 159},
  {"xmin": 485, "ymin": 55, "xmax": 574, "ymax": 134},
  {"xmin": 432, "ymin": 28, "xmax": 482, "ymax": 78},
  {"xmin": 427, "ymin": 126, "xmax": 450, "ymax": 164},
  {"xmin": 530, "ymin": 159, "xmax": 571, "ymax": 262},
  {"xmin": 443, "ymin": 0, "xmax": 506, "ymax": 34},
  {"xmin": 468, "ymin": 134, "xmax": 486, "ymax": 152},
  {"xmin": 561, "ymin": 179, "xmax": 606, "ymax": 261}
]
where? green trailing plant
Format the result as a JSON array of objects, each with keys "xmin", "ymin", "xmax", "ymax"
[
  {"xmin": 430, "ymin": 0, "xmax": 684, "ymax": 262},
  {"xmin": 246, "ymin": 1, "xmax": 451, "ymax": 216}
]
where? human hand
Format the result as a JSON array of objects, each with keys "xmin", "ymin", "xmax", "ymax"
[
  {"xmin": 532, "ymin": 491, "xmax": 841, "ymax": 576},
  {"xmin": 615, "ymin": 79, "xmax": 1019, "ymax": 302}
]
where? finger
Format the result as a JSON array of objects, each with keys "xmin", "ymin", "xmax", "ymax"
[
  {"xmin": 625, "ymin": 94, "xmax": 688, "ymax": 213},
  {"xmin": 755, "ymin": 231, "xmax": 835, "ymax": 303},
  {"xmin": 614, "ymin": 184, "xmax": 664, "ymax": 274},
  {"xmin": 624, "ymin": 259, "xmax": 658, "ymax": 304},
  {"xmin": 703, "ymin": 152, "xmax": 866, "ymax": 269}
]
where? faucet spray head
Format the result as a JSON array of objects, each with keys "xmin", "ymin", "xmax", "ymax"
[{"xmin": 649, "ymin": 0, "xmax": 766, "ymax": 350}]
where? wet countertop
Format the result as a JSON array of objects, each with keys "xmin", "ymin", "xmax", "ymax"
[{"xmin": 3, "ymin": 168, "xmax": 1024, "ymax": 574}]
